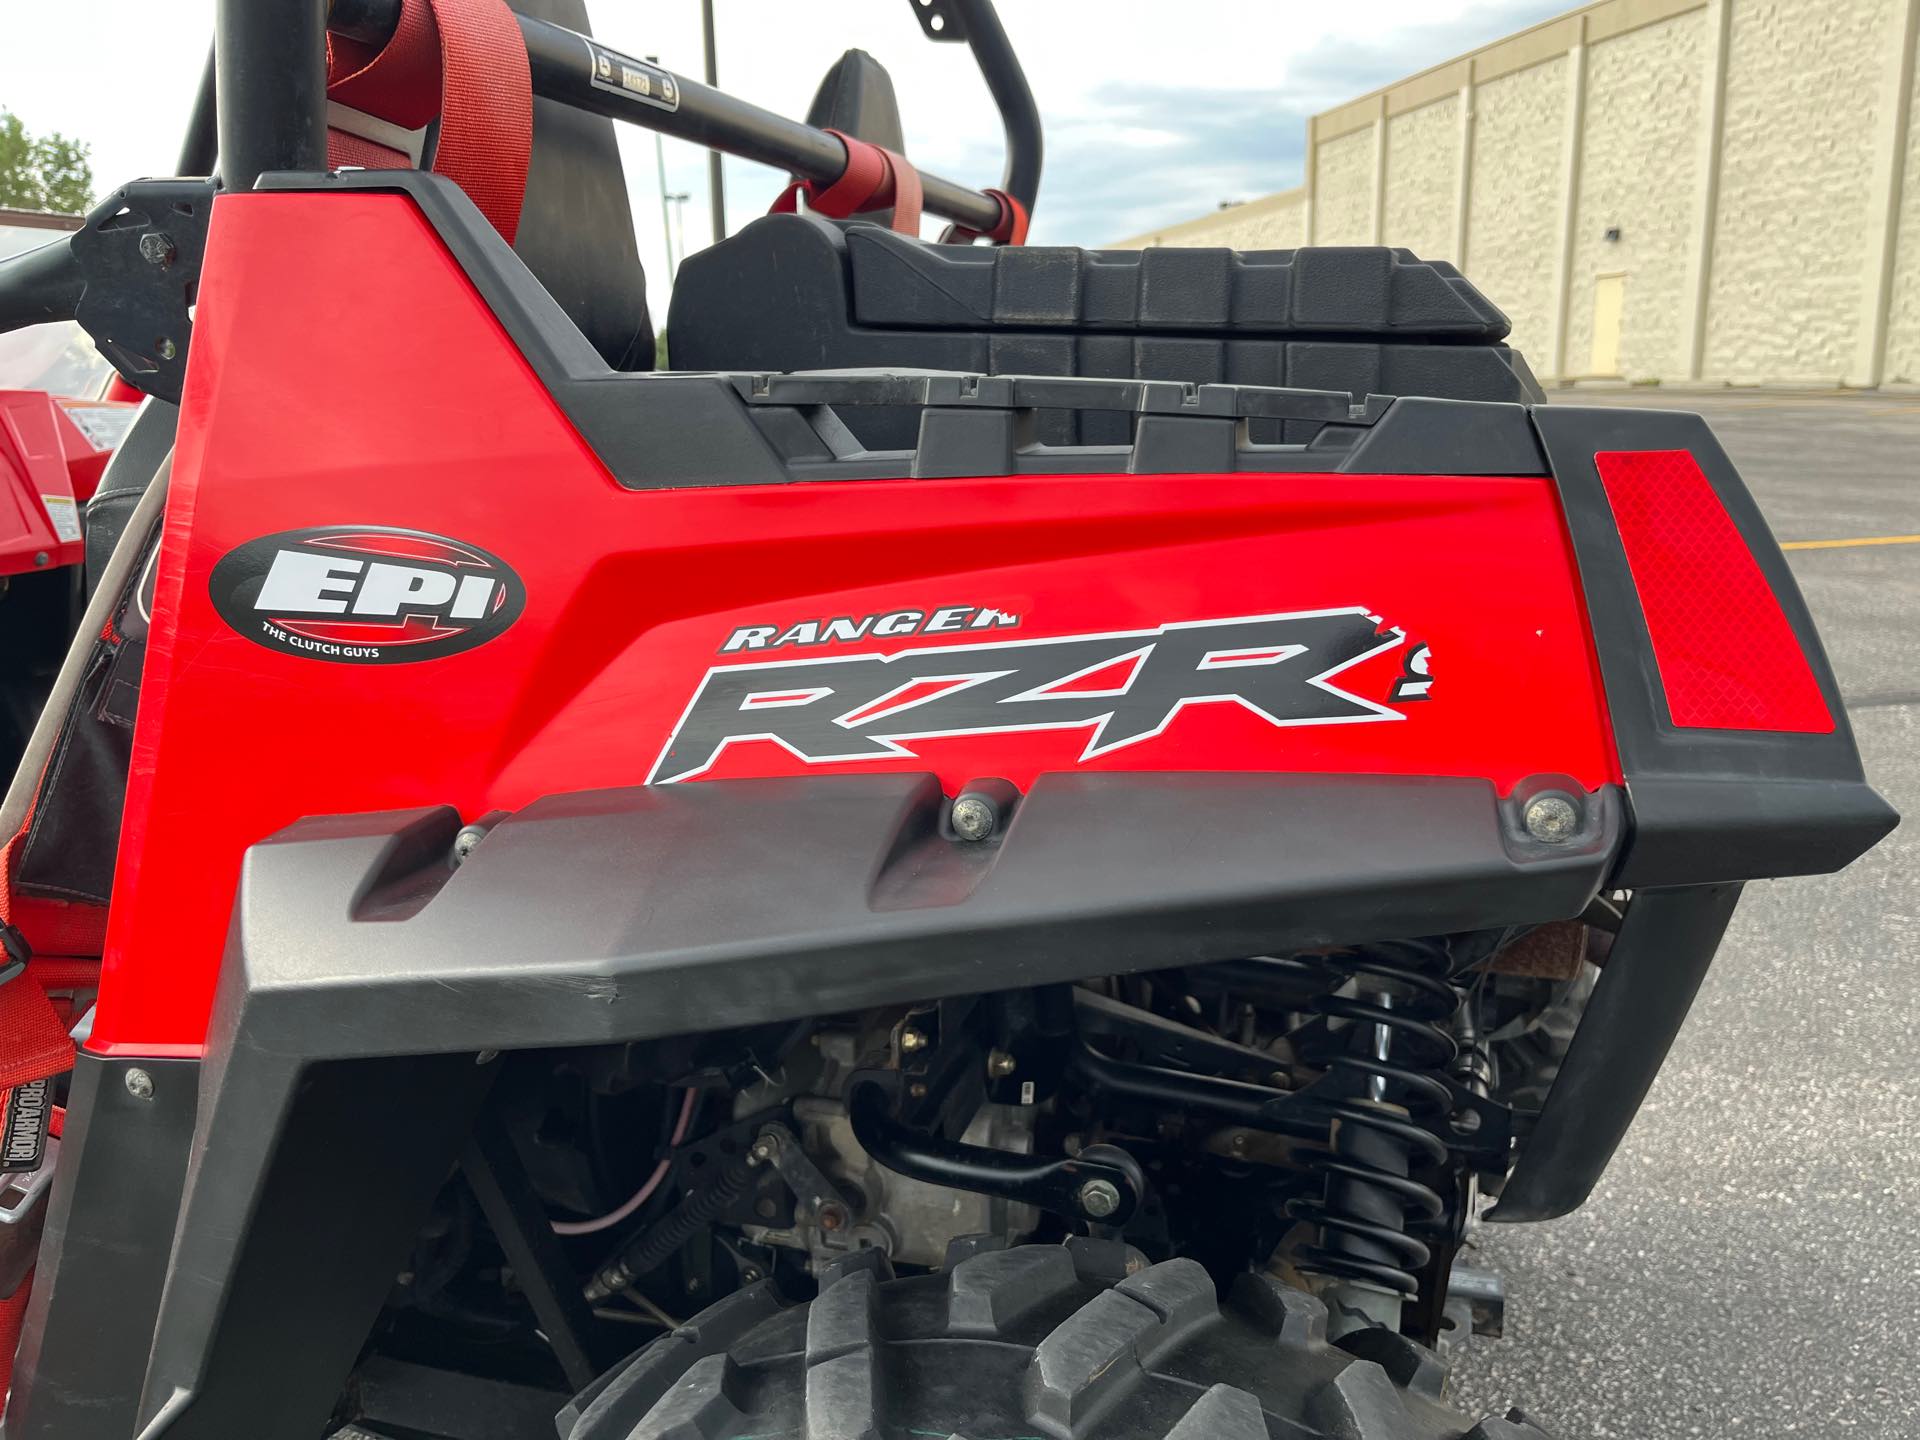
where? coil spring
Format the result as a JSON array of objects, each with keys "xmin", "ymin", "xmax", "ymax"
[
  {"xmin": 584, "ymin": 1153, "xmax": 758, "ymax": 1302},
  {"xmin": 1285, "ymin": 937, "xmax": 1460, "ymax": 1298}
]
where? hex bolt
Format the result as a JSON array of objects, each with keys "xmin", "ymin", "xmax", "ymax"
[
  {"xmin": 818, "ymin": 1203, "xmax": 847, "ymax": 1232},
  {"xmin": 138, "ymin": 231, "xmax": 175, "ymax": 267},
  {"xmin": 986, "ymin": 1050, "xmax": 1018, "ymax": 1078},
  {"xmin": 950, "ymin": 792, "xmax": 998, "ymax": 842},
  {"xmin": 1078, "ymin": 1178, "xmax": 1122, "ymax": 1219},
  {"xmin": 750, "ymin": 1136, "xmax": 777, "ymax": 1164},
  {"xmin": 154, "ymin": 337, "xmax": 177, "ymax": 361},
  {"xmin": 1523, "ymin": 792, "xmax": 1580, "ymax": 844},
  {"xmin": 124, "ymin": 1067, "xmax": 155, "ymax": 1100},
  {"xmin": 899, "ymin": 1028, "xmax": 927, "ymax": 1053}
]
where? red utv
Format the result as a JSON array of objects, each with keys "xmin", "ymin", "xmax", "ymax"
[{"xmin": 0, "ymin": 2, "xmax": 1893, "ymax": 1437}]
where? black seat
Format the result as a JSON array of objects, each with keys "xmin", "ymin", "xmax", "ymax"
[{"xmin": 510, "ymin": 0, "xmax": 654, "ymax": 371}]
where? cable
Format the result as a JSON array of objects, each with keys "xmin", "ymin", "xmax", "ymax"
[{"xmin": 551, "ymin": 1087, "xmax": 697, "ymax": 1237}]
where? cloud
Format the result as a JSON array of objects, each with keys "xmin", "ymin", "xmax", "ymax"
[{"xmin": 1013, "ymin": 0, "xmax": 1572, "ymax": 245}]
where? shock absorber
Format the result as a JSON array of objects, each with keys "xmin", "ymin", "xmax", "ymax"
[{"xmin": 1286, "ymin": 937, "xmax": 1459, "ymax": 1334}]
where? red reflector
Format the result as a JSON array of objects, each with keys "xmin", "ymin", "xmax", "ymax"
[{"xmin": 1594, "ymin": 450, "xmax": 1832, "ymax": 733}]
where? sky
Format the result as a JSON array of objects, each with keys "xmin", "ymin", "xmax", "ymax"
[{"xmin": 0, "ymin": 0, "xmax": 1572, "ymax": 293}]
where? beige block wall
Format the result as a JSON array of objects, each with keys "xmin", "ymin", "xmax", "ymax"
[
  {"xmin": 1704, "ymin": 0, "xmax": 1898, "ymax": 382},
  {"xmin": 1563, "ymin": 9, "xmax": 1705, "ymax": 379},
  {"xmin": 1313, "ymin": 127, "xmax": 1377, "ymax": 246},
  {"xmin": 1381, "ymin": 95, "xmax": 1461, "ymax": 263},
  {"xmin": 1114, "ymin": 189, "xmax": 1307, "ymax": 251},
  {"xmin": 1464, "ymin": 57, "xmax": 1569, "ymax": 361},
  {"xmin": 1882, "ymin": 38, "xmax": 1920, "ymax": 382},
  {"xmin": 1111, "ymin": 0, "xmax": 1920, "ymax": 389}
]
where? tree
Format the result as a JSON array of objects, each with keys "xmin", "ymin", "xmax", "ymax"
[{"xmin": 0, "ymin": 109, "xmax": 94, "ymax": 215}]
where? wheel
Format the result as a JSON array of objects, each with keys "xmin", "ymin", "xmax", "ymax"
[
  {"xmin": 1492, "ymin": 962, "xmax": 1599, "ymax": 1113},
  {"xmin": 559, "ymin": 1240, "xmax": 1555, "ymax": 1440}
]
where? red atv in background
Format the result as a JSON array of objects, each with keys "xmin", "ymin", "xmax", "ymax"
[
  {"xmin": 0, "ymin": 208, "xmax": 140, "ymax": 779},
  {"xmin": 0, "ymin": 2, "xmax": 1895, "ymax": 1438}
]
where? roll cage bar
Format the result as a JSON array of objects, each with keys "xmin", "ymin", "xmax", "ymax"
[{"xmin": 0, "ymin": 0, "xmax": 1042, "ymax": 345}]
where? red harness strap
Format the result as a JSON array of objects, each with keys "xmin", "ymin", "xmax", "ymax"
[
  {"xmin": 0, "ymin": 821, "xmax": 79, "ymax": 1402},
  {"xmin": 326, "ymin": 0, "xmax": 533, "ymax": 243},
  {"xmin": 940, "ymin": 188, "xmax": 1030, "ymax": 247},
  {"xmin": 770, "ymin": 129, "xmax": 925, "ymax": 236}
]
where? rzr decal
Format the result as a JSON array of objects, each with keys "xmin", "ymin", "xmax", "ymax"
[
  {"xmin": 722, "ymin": 604, "xmax": 1020, "ymax": 653},
  {"xmin": 651, "ymin": 609, "xmax": 1416, "ymax": 784},
  {"xmin": 1393, "ymin": 643, "xmax": 1433, "ymax": 701},
  {"xmin": 208, "ymin": 526, "xmax": 524, "ymax": 664}
]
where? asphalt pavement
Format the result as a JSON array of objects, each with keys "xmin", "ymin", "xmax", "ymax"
[{"xmin": 1449, "ymin": 391, "xmax": 1920, "ymax": 1438}]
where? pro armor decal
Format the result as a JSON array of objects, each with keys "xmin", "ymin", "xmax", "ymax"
[
  {"xmin": 2, "ymin": 1076, "xmax": 51, "ymax": 1173},
  {"xmin": 652, "ymin": 609, "xmax": 1416, "ymax": 784},
  {"xmin": 209, "ymin": 527, "xmax": 524, "ymax": 664}
]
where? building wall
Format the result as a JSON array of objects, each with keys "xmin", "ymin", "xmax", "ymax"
[
  {"xmin": 1888, "ymin": 46, "xmax": 1920, "ymax": 382},
  {"xmin": 1119, "ymin": 188, "xmax": 1307, "ymax": 251},
  {"xmin": 1111, "ymin": 0, "xmax": 1920, "ymax": 389},
  {"xmin": 1464, "ymin": 56, "xmax": 1569, "ymax": 360},
  {"xmin": 1313, "ymin": 127, "xmax": 1377, "ymax": 246},
  {"xmin": 1704, "ymin": 0, "xmax": 1896, "ymax": 381},
  {"xmin": 1381, "ymin": 94, "xmax": 1461, "ymax": 264},
  {"xmin": 1564, "ymin": 9, "xmax": 1705, "ymax": 379}
]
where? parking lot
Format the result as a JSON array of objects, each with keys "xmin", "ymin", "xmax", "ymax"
[{"xmin": 1450, "ymin": 392, "xmax": 1920, "ymax": 1437}]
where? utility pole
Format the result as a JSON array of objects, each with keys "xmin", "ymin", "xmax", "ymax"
[
  {"xmin": 647, "ymin": 55, "xmax": 676, "ymax": 273},
  {"xmin": 667, "ymin": 193, "xmax": 691, "ymax": 278},
  {"xmin": 702, "ymin": 0, "xmax": 726, "ymax": 242}
]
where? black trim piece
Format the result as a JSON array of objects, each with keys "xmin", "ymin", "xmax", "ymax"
[
  {"xmin": 68, "ymin": 180, "xmax": 217, "ymax": 404},
  {"xmin": 248, "ymin": 171, "xmax": 1551, "ymax": 485},
  {"xmin": 839, "ymin": 227, "xmax": 1509, "ymax": 338},
  {"xmin": 91, "ymin": 773, "xmax": 1619, "ymax": 1438},
  {"xmin": 123, "ymin": 772, "xmax": 1617, "ymax": 1438},
  {"xmin": 7, "ymin": 1056, "xmax": 199, "ymax": 1440},
  {"xmin": 232, "ymin": 774, "xmax": 1618, "ymax": 1059},
  {"xmin": 667, "ymin": 214, "xmax": 1540, "ymax": 450},
  {"xmin": 1491, "ymin": 883, "xmax": 1742, "ymax": 1222},
  {"xmin": 1532, "ymin": 406, "xmax": 1897, "ymax": 885},
  {"xmin": 135, "ymin": 1054, "xmax": 499, "ymax": 1440}
]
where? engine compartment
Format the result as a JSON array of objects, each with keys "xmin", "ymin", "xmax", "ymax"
[{"xmin": 362, "ymin": 921, "xmax": 1609, "ymax": 1418}]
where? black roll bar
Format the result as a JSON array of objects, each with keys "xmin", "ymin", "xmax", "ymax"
[
  {"xmin": 945, "ymin": 0, "xmax": 1042, "ymax": 214},
  {"xmin": 325, "ymin": 0, "xmax": 1041, "ymax": 232},
  {"xmin": 217, "ymin": 0, "xmax": 328, "ymax": 190},
  {"xmin": 0, "ymin": 0, "xmax": 1043, "ymax": 347}
]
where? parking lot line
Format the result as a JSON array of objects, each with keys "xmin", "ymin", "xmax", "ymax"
[{"xmin": 1781, "ymin": 534, "xmax": 1920, "ymax": 550}]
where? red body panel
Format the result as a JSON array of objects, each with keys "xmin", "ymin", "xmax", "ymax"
[
  {"xmin": 0, "ymin": 391, "xmax": 93, "ymax": 576},
  {"xmin": 88, "ymin": 193, "xmax": 1619, "ymax": 1053}
]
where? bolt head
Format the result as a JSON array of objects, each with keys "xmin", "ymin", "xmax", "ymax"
[
  {"xmin": 950, "ymin": 794, "xmax": 997, "ymax": 842},
  {"xmin": 1523, "ymin": 792, "xmax": 1580, "ymax": 844},
  {"xmin": 987, "ymin": 1050, "xmax": 1018, "ymax": 1078},
  {"xmin": 1077, "ymin": 1178, "xmax": 1122, "ymax": 1219},
  {"xmin": 750, "ymin": 1139, "xmax": 776, "ymax": 1163},
  {"xmin": 124, "ymin": 1067, "xmax": 155, "ymax": 1100},
  {"xmin": 818, "ymin": 1204, "xmax": 847, "ymax": 1232},
  {"xmin": 899, "ymin": 1028, "xmax": 927, "ymax": 1053},
  {"xmin": 138, "ymin": 231, "xmax": 175, "ymax": 267},
  {"xmin": 452, "ymin": 823, "xmax": 488, "ymax": 862},
  {"xmin": 154, "ymin": 337, "xmax": 177, "ymax": 361}
]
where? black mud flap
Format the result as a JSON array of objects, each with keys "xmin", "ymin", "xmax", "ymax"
[{"xmin": 17, "ymin": 770, "xmax": 1621, "ymax": 1440}]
